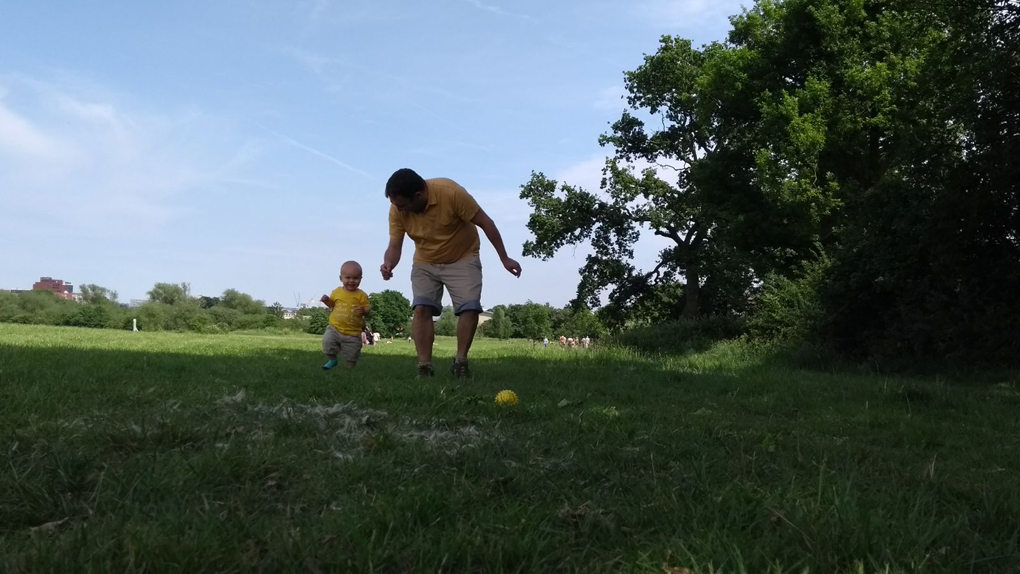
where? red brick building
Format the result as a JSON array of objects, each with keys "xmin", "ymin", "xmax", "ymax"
[{"xmin": 33, "ymin": 277, "xmax": 75, "ymax": 300}]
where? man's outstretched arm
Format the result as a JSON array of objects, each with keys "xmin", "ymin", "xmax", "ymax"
[
  {"xmin": 381, "ymin": 235, "xmax": 403, "ymax": 280},
  {"xmin": 471, "ymin": 209, "xmax": 521, "ymax": 277}
]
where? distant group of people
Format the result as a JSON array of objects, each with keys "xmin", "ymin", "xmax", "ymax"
[
  {"xmin": 541, "ymin": 335, "xmax": 591, "ymax": 349},
  {"xmin": 360, "ymin": 328, "xmax": 381, "ymax": 347}
]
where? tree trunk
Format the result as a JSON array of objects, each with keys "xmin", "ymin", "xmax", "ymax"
[{"xmin": 682, "ymin": 268, "xmax": 700, "ymax": 318}]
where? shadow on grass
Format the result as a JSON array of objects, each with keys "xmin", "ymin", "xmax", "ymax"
[
  {"xmin": 610, "ymin": 332, "xmax": 1020, "ymax": 386},
  {"xmin": 0, "ymin": 339, "xmax": 691, "ymax": 418},
  {"xmin": 603, "ymin": 316, "xmax": 1020, "ymax": 385},
  {"xmin": 740, "ymin": 342, "xmax": 1020, "ymax": 385},
  {"xmin": 4, "ymin": 339, "xmax": 1020, "ymax": 573}
]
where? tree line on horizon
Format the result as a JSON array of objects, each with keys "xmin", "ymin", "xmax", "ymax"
[{"xmin": 0, "ymin": 282, "xmax": 611, "ymax": 341}]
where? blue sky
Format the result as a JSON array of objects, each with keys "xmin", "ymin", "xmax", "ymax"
[{"xmin": 0, "ymin": 0, "xmax": 746, "ymax": 308}]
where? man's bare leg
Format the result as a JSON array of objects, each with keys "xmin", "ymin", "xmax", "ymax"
[
  {"xmin": 412, "ymin": 306, "xmax": 435, "ymax": 365},
  {"xmin": 456, "ymin": 310, "xmax": 479, "ymax": 361}
]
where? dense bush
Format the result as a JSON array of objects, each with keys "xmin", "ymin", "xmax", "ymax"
[
  {"xmin": 435, "ymin": 307, "xmax": 457, "ymax": 337},
  {"xmin": 611, "ymin": 316, "xmax": 745, "ymax": 355},
  {"xmin": 137, "ymin": 303, "xmax": 168, "ymax": 331},
  {"xmin": 478, "ymin": 303, "xmax": 607, "ymax": 340},
  {"xmin": 747, "ymin": 257, "xmax": 828, "ymax": 344},
  {"xmin": 303, "ymin": 308, "xmax": 330, "ymax": 335},
  {"xmin": 0, "ymin": 291, "xmax": 77, "ymax": 326},
  {"xmin": 0, "ymin": 286, "xmax": 317, "ymax": 335},
  {"xmin": 64, "ymin": 304, "xmax": 112, "ymax": 329}
]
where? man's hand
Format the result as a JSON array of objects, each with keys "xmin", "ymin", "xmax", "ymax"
[
  {"xmin": 320, "ymin": 294, "xmax": 332, "ymax": 307},
  {"xmin": 357, "ymin": 306, "xmax": 370, "ymax": 316},
  {"xmin": 502, "ymin": 257, "xmax": 522, "ymax": 278},
  {"xmin": 380, "ymin": 263, "xmax": 394, "ymax": 281}
]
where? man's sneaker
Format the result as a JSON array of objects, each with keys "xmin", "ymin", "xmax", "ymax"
[
  {"xmin": 451, "ymin": 359, "xmax": 471, "ymax": 379},
  {"xmin": 417, "ymin": 363, "xmax": 434, "ymax": 378}
]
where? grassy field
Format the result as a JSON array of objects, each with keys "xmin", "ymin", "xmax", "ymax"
[{"xmin": 1, "ymin": 323, "xmax": 1018, "ymax": 573}]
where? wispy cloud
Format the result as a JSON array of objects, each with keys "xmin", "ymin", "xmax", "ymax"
[
  {"xmin": 469, "ymin": 187, "xmax": 533, "ymax": 224},
  {"xmin": 0, "ymin": 75, "xmax": 266, "ymax": 237},
  {"xmin": 285, "ymin": 46, "xmax": 344, "ymax": 77},
  {"xmin": 404, "ymin": 101, "xmax": 490, "ymax": 145},
  {"xmin": 460, "ymin": 0, "xmax": 534, "ymax": 21},
  {"xmin": 592, "ymin": 85, "xmax": 627, "ymax": 111},
  {"xmin": 0, "ymin": 98, "xmax": 76, "ymax": 161},
  {"xmin": 555, "ymin": 154, "xmax": 685, "ymax": 203},
  {"xmin": 631, "ymin": 0, "xmax": 748, "ymax": 29},
  {"xmin": 555, "ymin": 156, "xmax": 608, "ymax": 195},
  {"xmin": 409, "ymin": 139, "xmax": 494, "ymax": 156},
  {"xmin": 257, "ymin": 124, "xmax": 373, "ymax": 179},
  {"xmin": 284, "ymin": 46, "xmax": 481, "ymax": 105},
  {"xmin": 298, "ymin": 0, "xmax": 332, "ymax": 37},
  {"xmin": 308, "ymin": 0, "xmax": 330, "ymax": 22}
]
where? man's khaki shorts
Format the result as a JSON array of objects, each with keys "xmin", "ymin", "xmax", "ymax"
[
  {"xmin": 411, "ymin": 254, "xmax": 483, "ymax": 316},
  {"xmin": 322, "ymin": 325, "xmax": 363, "ymax": 362}
]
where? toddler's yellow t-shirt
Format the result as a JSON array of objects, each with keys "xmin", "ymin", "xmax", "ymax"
[{"xmin": 328, "ymin": 288, "xmax": 370, "ymax": 336}]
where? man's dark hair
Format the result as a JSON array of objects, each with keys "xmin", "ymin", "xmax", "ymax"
[{"xmin": 385, "ymin": 168, "xmax": 426, "ymax": 199}]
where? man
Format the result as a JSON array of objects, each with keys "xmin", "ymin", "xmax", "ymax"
[{"xmin": 380, "ymin": 168, "xmax": 521, "ymax": 378}]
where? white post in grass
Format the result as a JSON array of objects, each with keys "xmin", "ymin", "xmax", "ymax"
[{"xmin": 133, "ymin": 318, "xmax": 138, "ymax": 332}]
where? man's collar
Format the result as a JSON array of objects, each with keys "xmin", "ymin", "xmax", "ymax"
[{"xmin": 425, "ymin": 181, "xmax": 438, "ymax": 207}]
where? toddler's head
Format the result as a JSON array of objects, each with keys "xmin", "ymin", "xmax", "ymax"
[{"xmin": 339, "ymin": 261, "xmax": 363, "ymax": 292}]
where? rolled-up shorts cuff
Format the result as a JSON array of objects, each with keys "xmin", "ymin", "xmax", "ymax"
[
  {"xmin": 412, "ymin": 297, "xmax": 442, "ymax": 316},
  {"xmin": 454, "ymin": 300, "xmax": 483, "ymax": 316}
]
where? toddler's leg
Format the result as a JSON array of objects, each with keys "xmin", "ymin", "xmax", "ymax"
[
  {"xmin": 322, "ymin": 327, "xmax": 341, "ymax": 370},
  {"xmin": 340, "ymin": 335, "xmax": 362, "ymax": 371},
  {"xmin": 323, "ymin": 354, "xmax": 339, "ymax": 370}
]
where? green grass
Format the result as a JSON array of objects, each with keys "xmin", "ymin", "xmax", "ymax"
[{"xmin": 1, "ymin": 323, "xmax": 1018, "ymax": 573}]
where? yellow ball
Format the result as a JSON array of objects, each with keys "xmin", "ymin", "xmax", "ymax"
[{"xmin": 495, "ymin": 390, "xmax": 519, "ymax": 407}]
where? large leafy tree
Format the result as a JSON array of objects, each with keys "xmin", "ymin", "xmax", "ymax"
[
  {"xmin": 718, "ymin": 0, "xmax": 1017, "ymax": 362},
  {"xmin": 520, "ymin": 32, "xmax": 775, "ymax": 321},
  {"xmin": 220, "ymin": 289, "xmax": 266, "ymax": 315},
  {"xmin": 517, "ymin": 302, "xmax": 552, "ymax": 340},
  {"xmin": 147, "ymin": 282, "xmax": 191, "ymax": 306},
  {"xmin": 521, "ymin": 1, "xmax": 914, "ymax": 322},
  {"xmin": 561, "ymin": 307, "xmax": 606, "ymax": 339},
  {"xmin": 813, "ymin": 0, "xmax": 1020, "ymax": 362},
  {"xmin": 269, "ymin": 302, "xmax": 285, "ymax": 318},
  {"xmin": 79, "ymin": 284, "xmax": 118, "ymax": 305},
  {"xmin": 198, "ymin": 296, "xmax": 221, "ymax": 309},
  {"xmin": 367, "ymin": 290, "xmax": 412, "ymax": 337},
  {"xmin": 522, "ymin": 0, "xmax": 1018, "ymax": 364},
  {"xmin": 434, "ymin": 307, "xmax": 457, "ymax": 337},
  {"xmin": 485, "ymin": 306, "xmax": 514, "ymax": 339}
]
